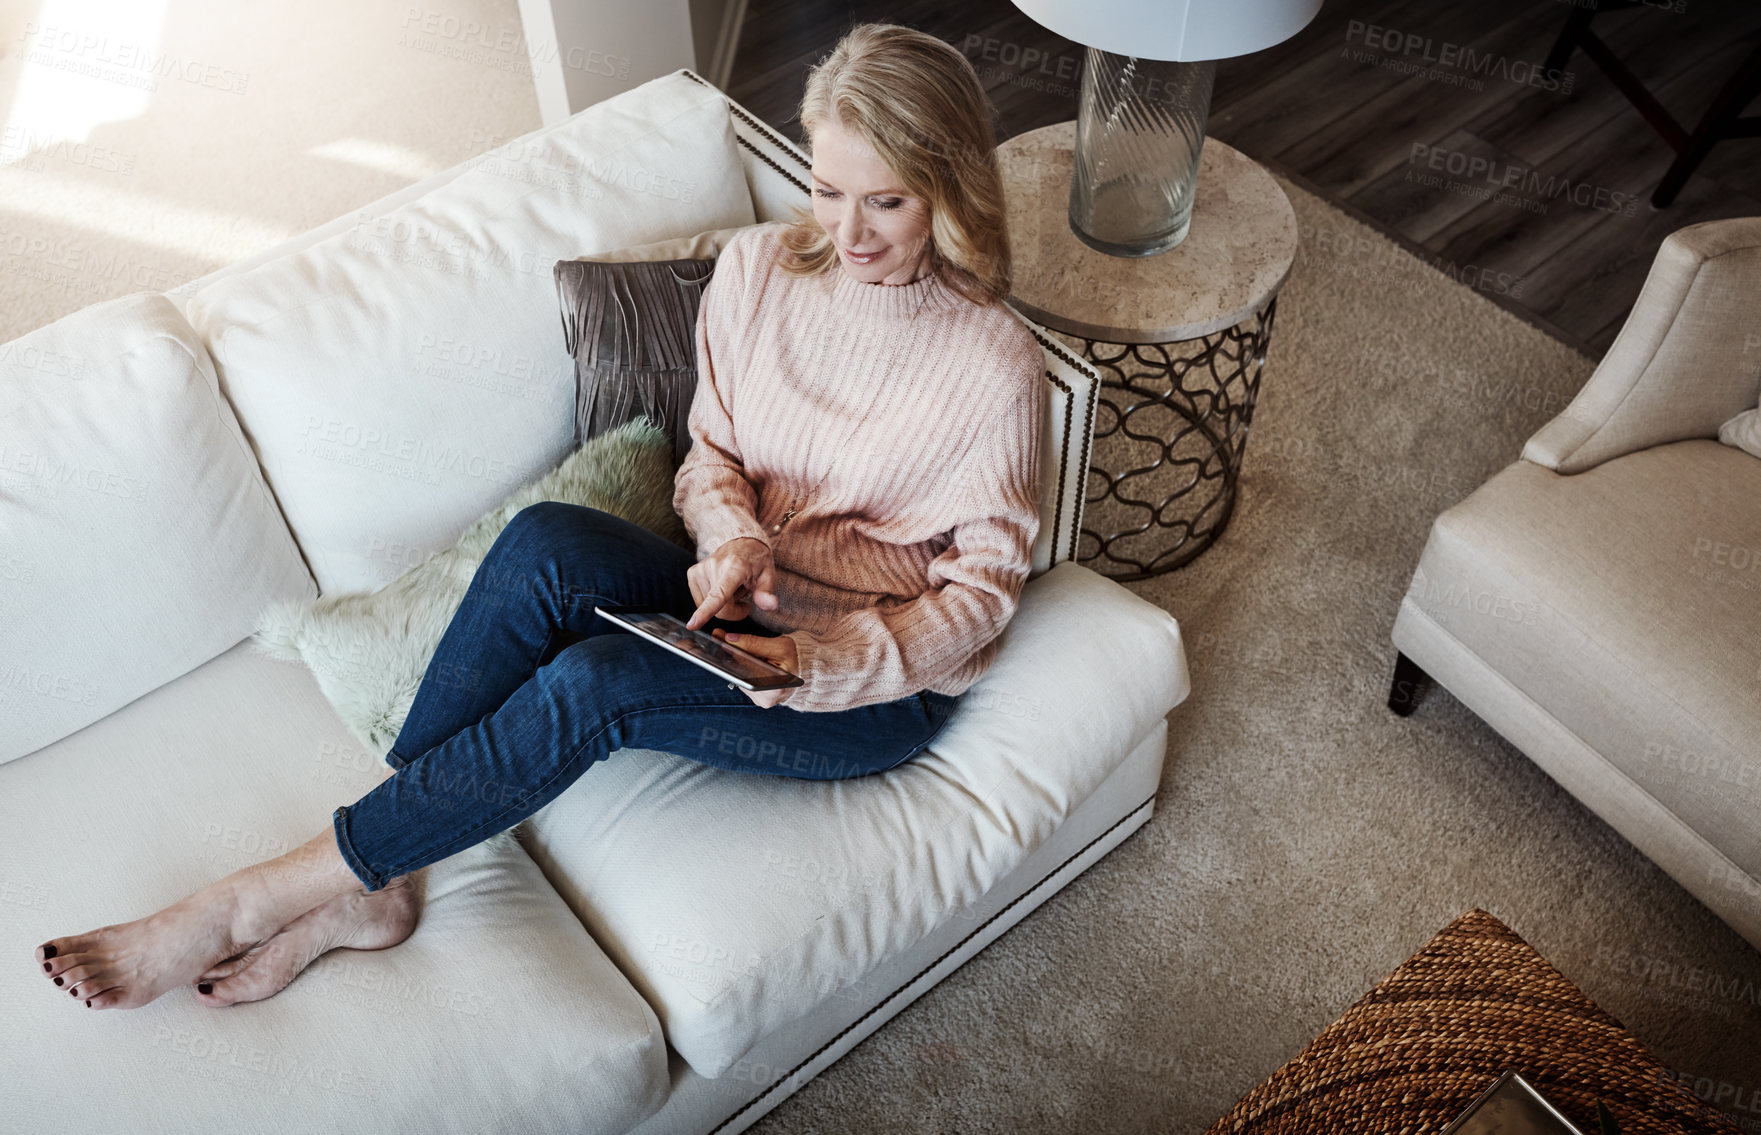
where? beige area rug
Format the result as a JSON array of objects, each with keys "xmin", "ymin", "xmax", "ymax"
[
  {"xmin": 3, "ymin": 4, "xmax": 1756, "ymax": 1130},
  {"xmin": 753, "ymin": 175, "xmax": 1761, "ymax": 1134}
]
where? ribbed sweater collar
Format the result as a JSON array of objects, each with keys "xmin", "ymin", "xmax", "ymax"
[{"xmin": 826, "ymin": 260, "xmax": 961, "ymax": 322}]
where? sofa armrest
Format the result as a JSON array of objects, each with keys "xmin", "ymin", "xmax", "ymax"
[{"xmin": 1523, "ymin": 217, "xmax": 1761, "ymax": 474}]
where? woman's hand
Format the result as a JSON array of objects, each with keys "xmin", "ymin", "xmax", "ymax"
[
  {"xmin": 712, "ymin": 629, "xmax": 799, "ymax": 708},
  {"xmin": 686, "ymin": 537, "xmax": 779, "ymax": 628}
]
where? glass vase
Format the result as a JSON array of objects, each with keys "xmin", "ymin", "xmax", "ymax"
[{"xmin": 1069, "ymin": 50, "xmax": 1216, "ymax": 257}]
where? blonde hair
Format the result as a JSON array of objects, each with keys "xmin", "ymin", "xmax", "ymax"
[{"xmin": 777, "ymin": 23, "xmax": 1011, "ymax": 306}]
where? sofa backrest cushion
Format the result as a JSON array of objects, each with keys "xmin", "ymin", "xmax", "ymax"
[
  {"xmin": 0, "ymin": 294, "xmax": 315, "ymax": 765},
  {"xmin": 183, "ymin": 70, "xmax": 757, "ymax": 595}
]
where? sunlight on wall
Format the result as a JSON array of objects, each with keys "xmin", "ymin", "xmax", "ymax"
[
  {"xmin": 0, "ymin": 167, "xmax": 294, "ymax": 260},
  {"xmin": 3, "ymin": 0, "xmax": 168, "ymax": 150},
  {"xmin": 308, "ymin": 138, "xmax": 443, "ymax": 182}
]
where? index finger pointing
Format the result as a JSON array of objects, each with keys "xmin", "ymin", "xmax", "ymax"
[{"xmin": 685, "ymin": 586, "xmax": 725, "ymax": 630}]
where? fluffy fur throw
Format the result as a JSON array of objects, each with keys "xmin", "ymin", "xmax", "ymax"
[{"xmin": 252, "ymin": 419, "xmax": 687, "ymax": 758}]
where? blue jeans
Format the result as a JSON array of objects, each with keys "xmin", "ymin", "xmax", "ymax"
[{"xmin": 330, "ymin": 501, "xmax": 960, "ymax": 891}]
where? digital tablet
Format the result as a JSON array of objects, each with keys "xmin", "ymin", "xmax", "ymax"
[{"xmin": 593, "ymin": 606, "xmax": 805, "ymax": 691}]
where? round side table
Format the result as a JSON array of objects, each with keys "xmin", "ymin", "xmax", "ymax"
[{"xmin": 998, "ymin": 123, "xmax": 1298, "ymax": 580}]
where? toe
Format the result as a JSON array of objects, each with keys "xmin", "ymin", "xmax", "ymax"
[
  {"xmin": 59, "ymin": 964, "xmax": 108, "ymax": 999},
  {"xmin": 198, "ymin": 953, "xmax": 256, "ymax": 983},
  {"xmin": 43, "ymin": 952, "xmax": 87, "ymax": 980},
  {"xmin": 37, "ymin": 936, "xmax": 90, "ymax": 963},
  {"xmin": 199, "ymin": 951, "xmax": 288, "ymax": 1006},
  {"xmin": 85, "ymin": 985, "xmax": 128, "ymax": 1010}
]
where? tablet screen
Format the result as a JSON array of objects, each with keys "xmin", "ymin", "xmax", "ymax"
[{"xmin": 598, "ymin": 609, "xmax": 804, "ymax": 689}]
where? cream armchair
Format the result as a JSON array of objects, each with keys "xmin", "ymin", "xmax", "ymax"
[{"xmin": 1388, "ymin": 217, "xmax": 1761, "ymax": 951}]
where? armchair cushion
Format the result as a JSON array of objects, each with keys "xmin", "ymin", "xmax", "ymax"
[
  {"xmin": 1400, "ymin": 441, "xmax": 1761, "ymax": 889},
  {"xmin": 1524, "ymin": 217, "xmax": 1761, "ymax": 473}
]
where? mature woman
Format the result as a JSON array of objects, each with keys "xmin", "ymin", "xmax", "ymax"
[{"xmin": 34, "ymin": 23, "xmax": 1046, "ymax": 1011}]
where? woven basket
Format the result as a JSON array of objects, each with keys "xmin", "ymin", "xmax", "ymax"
[{"xmin": 1206, "ymin": 909, "xmax": 1739, "ymax": 1135}]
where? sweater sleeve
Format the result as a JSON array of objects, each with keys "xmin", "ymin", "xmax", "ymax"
[
  {"xmin": 775, "ymin": 360, "xmax": 1045, "ymax": 712},
  {"xmin": 672, "ymin": 231, "xmax": 774, "ymax": 561}
]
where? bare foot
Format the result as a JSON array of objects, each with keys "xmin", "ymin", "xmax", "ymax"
[
  {"xmin": 193, "ymin": 875, "xmax": 419, "ymax": 1006},
  {"xmin": 36, "ymin": 830, "xmax": 361, "ymax": 1010}
]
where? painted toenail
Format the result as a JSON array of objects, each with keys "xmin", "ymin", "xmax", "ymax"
[
  {"xmin": 85, "ymin": 999, "xmax": 91, "ymax": 1007},
  {"xmin": 42, "ymin": 944, "xmax": 57, "ymax": 959},
  {"xmin": 53, "ymin": 977, "xmax": 63, "ymax": 986},
  {"xmin": 197, "ymin": 983, "xmax": 212, "ymax": 994},
  {"xmin": 43, "ymin": 962, "xmax": 51, "ymax": 972}
]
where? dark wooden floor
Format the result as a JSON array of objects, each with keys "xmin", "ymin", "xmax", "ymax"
[{"xmin": 728, "ymin": 0, "xmax": 1761, "ymax": 357}]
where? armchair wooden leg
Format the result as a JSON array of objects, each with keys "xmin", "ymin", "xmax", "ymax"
[
  {"xmin": 1542, "ymin": 6, "xmax": 1593, "ymax": 74},
  {"xmin": 1388, "ymin": 652, "xmax": 1430, "ymax": 717}
]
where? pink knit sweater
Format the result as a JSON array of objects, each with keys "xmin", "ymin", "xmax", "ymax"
[{"xmin": 672, "ymin": 221, "xmax": 1046, "ymax": 712}]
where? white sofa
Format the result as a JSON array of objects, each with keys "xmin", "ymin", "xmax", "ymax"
[{"xmin": 0, "ymin": 71, "xmax": 1190, "ymax": 1134}]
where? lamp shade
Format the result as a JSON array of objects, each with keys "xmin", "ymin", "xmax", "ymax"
[{"xmin": 1009, "ymin": 0, "xmax": 1323, "ymax": 61}]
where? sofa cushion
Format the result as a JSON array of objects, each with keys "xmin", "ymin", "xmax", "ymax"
[
  {"xmin": 1402, "ymin": 440, "xmax": 1761, "ymax": 883},
  {"xmin": 184, "ymin": 70, "xmax": 758, "ymax": 595},
  {"xmin": 253, "ymin": 419, "xmax": 684, "ymax": 756},
  {"xmin": 518, "ymin": 560, "xmax": 1188, "ymax": 1078},
  {"xmin": 0, "ymin": 293, "xmax": 314, "ymax": 765},
  {"xmin": 0, "ymin": 641, "xmax": 668, "ymax": 1135}
]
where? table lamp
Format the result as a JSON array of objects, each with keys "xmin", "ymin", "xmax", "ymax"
[{"xmin": 1009, "ymin": 0, "xmax": 1322, "ymax": 256}]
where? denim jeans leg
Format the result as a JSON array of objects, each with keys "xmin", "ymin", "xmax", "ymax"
[
  {"xmin": 387, "ymin": 502, "xmax": 699, "ymax": 769},
  {"xmin": 333, "ymin": 633, "xmax": 957, "ymax": 890}
]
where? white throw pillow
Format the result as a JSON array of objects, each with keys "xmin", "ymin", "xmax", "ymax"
[
  {"xmin": 184, "ymin": 70, "xmax": 758, "ymax": 595},
  {"xmin": 0, "ymin": 294, "xmax": 314, "ymax": 764}
]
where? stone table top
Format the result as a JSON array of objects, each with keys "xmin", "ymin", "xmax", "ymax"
[{"xmin": 998, "ymin": 121, "xmax": 1299, "ymax": 344}]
